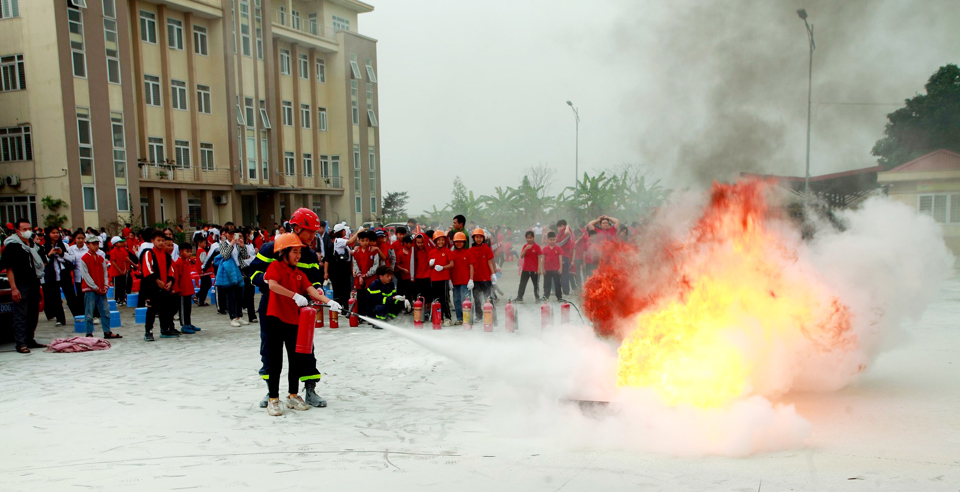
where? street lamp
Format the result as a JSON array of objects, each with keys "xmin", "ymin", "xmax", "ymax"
[
  {"xmin": 798, "ymin": 9, "xmax": 815, "ymax": 199},
  {"xmin": 566, "ymin": 100, "xmax": 580, "ymax": 192}
]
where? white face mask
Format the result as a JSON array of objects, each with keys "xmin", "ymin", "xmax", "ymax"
[{"xmin": 20, "ymin": 230, "xmax": 33, "ymax": 240}]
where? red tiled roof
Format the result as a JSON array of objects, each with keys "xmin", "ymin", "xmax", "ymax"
[
  {"xmin": 741, "ymin": 166, "xmax": 880, "ymax": 183},
  {"xmin": 885, "ymin": 149, "xmax": 960, "ymax": 173}
]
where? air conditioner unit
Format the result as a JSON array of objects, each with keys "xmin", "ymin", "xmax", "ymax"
[
  {"xmin": 5, "ymin": 175, "xmax": 20, "ymax": 187},
  {"xmin": 214, "ymin": 195, "xmax": 228, "ymax": 205}
]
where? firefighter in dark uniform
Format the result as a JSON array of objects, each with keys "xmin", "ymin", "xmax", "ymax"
[{"xmin": 251, "ymin": 208, "xmax": 336, "ymax": 408}]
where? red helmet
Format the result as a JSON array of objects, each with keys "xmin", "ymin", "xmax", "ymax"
[{"xmin": 289, "ymin": 208, "xmax": 320, "ymax": 231}]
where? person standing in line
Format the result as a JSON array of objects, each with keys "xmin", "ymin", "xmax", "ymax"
[
  {"xmin": 428, "ymin": 231, "xmax": 453, "ymax": 326},
  {"xmin": 352, "ymin": 230, "xmax": 381, "ymax": 320},
  {"xmin": 323, "ymin": 223, "xmax": 354, "ymax": 309},
  {"xmin": 239, "ymin": 229, "xmax": 258, "ymax": 323},
  {"xmin": 78, "ymin": 235, "xmax": 119, "ymax": 338},
  {"xmin": 173, "ymin": 242, "xmax": 199, "ymax": 334},
  {"xmin": 449, "ymin": 232, "xmax": 474, "ymax": 325},
  {"xmin": 141, "ymin": 230, "xmax": 178, "ymax": 341},
  {"xmin": 541, "ymin": 232, "xmax": 563, "ymax": 302},
  {"xmin": 469, "ymin": 229, "xmax": 496, "ymax": 323},
  {"xmin": 108, "ymin": 236, "xmax": 130, "ymax": 306},
  {"xmin": 393, "ymin": 235, "xmax": 413, "ymax": 300},
  {"xmin": 218, "ymin": 229, "xmax": 248, "ymax": 327},
  {"xmin": 555, "ymin": 219, "xmax": 574, "ymax": 296},
  {"xmin": 411, "ymin": 233, "xmax": 433, "ymax": 303},
  {"xmin": 41, "ymin": 227, "xmax": 71, "ymax": 326},
  {"xmin": 2, "ymin": 219, "xmax": 46, "ymax": 353},
  {"xmin": 514, "ymin": 231, "xmax": 542, "ymax": 303},
  {"xmin": 195, "ymin": 236, "xmax": 213, "ymax": 306}
]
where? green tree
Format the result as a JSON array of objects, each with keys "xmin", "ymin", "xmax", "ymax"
[
  {"xmin": 380, "ymin": 191, "xmax": 409, "ymax": 223},
  {"xmin": 872, "ymin": 64, "xmax": 960, "ymax": 170}
]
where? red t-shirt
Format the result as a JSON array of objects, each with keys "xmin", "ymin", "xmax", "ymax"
[
  {"xmin": 429, "ymin": 248, "xmax": 452, "ymax": 282},
  {"xmin": 471, "ymin": 244, "xmax": 494, "ymax": 282},
  {"xmin": 173, "ymin": 258, "xmax": 197, "ymax": 296},
  {"xmin": 108, "ymin": 246, "xmax": 129, "ymax": 277},
  {"xmin": 595, "ymin": 227, "xmax": 617, "ymax": 241},
  {"xmin": 450, "ymin": 247, "xmax": 474, "ymax": 286},
  {"xmin": 542, "ymin": 245, "xmax": 562, "ymax": 272},
  {"xmin": 557, "ymin": 227, "xmax": 574, "ymax": 258},
  {"xmin": 264, "ymin": 261, "xmax": 312, "ymax": 325},
  {"xmin": 520, "ymin": 243, "xmax": 541, "ymax": 272},
  {"xmin": 395, "ymin": 246, "xmax": 412, "ymax": 280},
  {"xmin": 414, "ymin": 247, "xmax": 432, "ymax": 279}
]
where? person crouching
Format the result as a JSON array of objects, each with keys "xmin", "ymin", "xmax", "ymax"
[
  {"xmin": 364, "ymin": 266, "xmax": 410, "ymax": 325},
  {"xmin": 262, "ymin": 233, "xmax": 342, "ymax": 417}
]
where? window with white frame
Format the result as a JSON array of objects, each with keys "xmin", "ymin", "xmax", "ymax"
[
  {"xmin": 140, "ymin": 11, "xmax": 157, "ymax": 44},
  {"xmin": 320, "ymin": 155, "xmax": 329, "ymax": 178},
  {"xmin": 284, "ymin": 152, "xmax": 295, "ymax": 175},
  {"xmin": 918, "ymin": 194, "xmax": 960, "ymax": 224},
  {"xmin": 239, "ymin": 0, "xmax": 251, "ymax": 56},
  {"xmin": 174, "ymin": 140, "xmax": 190, "ymax": 168},
  {"xmin": 167, "ymin": 18, "xmax": 184, "ymax": 50},
  {"xmin": 333, "ymin": 15, "xmax": 349, "ymax": 31},
  {"xmin": 111, "ymin": 112, "xmax": 126, "ymax": 178},
  {"xmin": 370, "ymin": 197, "xmax": 376, "ymax": 214},
  {"xmin": 0, "ymin": 54, "xmax": 25, "ymax": 92},
  {"xmin": 317, "ymin": 107, "xmax": 327, "ymax": 131},
  {"xmin": 147, "ymin": 137, "xmax": 164, "ymax": 165},
  {"xmin": 144, "ymin": 74, "xmax": 161, "ymax": 106},
  {"xmin": 355, "ymin": 195, "xmax": 361, "ymax": 214},
  {"xmin": 300, "ymin": 104, "xmax": 311, "ymax": 128},
  {"xmin": 102, "ymin": 0, "xmax": 116, "ymax": 17},
  {"xmin": 0, "ymin": 125, "xmax": 32, "ymax": 162},
  {"xmin": 303, "ymin": 153, "xmax": 313, "ymax": 177},
  {"xmin": 244, "ymin": 97, "xmax": 254, "ymax": 128},
  {"xmin": 187, "ymin": 198, "xmax": 201, "ymax": 227},
  {"xmin": 279, "ymin": 49, "xmax": 290, "ymax": 75},
  {"xmin": 330, "ymin": 155, "xmax": 340, "ymax": 187},
  {"xmin": 246, "ymin": 134, "xmax": 256, "ymax": 179},
  {"xmin": 83, "ymin": 186, "xmax": 97, "ymax": 211},
  {"xmin": 0, "ymin": 0, "xmax": 19, "ymax": 19},
  {"xmin": 353, "ymin": 145, "xmax": 361, "ymax": 190},
  {"xmin": 368, "ymin": 147, "xmax": 376, "ymax": 192},
  {"xmin": 70, "ymin": 0, "xmax": 88, "ymax": 8},
  {"xmin": 259, "ymin": 100, "xmax": 271, "ymax": 129},
  {"xmin": 367, "ymin": 109, "xmax": 378, "ymax": 127},
  {"xmin": 254, "ymin": 2, "xmax": 263, "ymax": 59},
  {"xmin": 200, "ymin": 143, "xmax": 214, "ymax": 170},
  {"xmin": 349, "ymin": 53, "xmax": 362, "ymax": 80},
  {"xmin": 365, "ymin": 58, "xmax": 377, "ymax": 83},
  {"xmin": 299, "ymin": 54, "xmax": 308, "ymax": 79},
  {"xmin": 235, "ymin": 97, "xmax": 245, "ymax": 126},
  {"xmin": 76, "ymin": 107, "xmax": 94, "ymax": 177},
  {"xmin": 117, "ymin": 187, "xmax": 130, "ymax": 212},
  {"xmin": 193, "ymin": 25, "xmax": 208, "ymax": 55},
  {"xmin": 316, "ymin": 59, "xmax": 325, "ymax": 83},
  {"xmin": 103, "ymin": 16, "xmax": 121, "ymax": 83},
  {"xmin": 260, "ymin": 131, "xmax": 268, "ymax": 178},
  {"xmin": 171, "ymin": 80, "xmax": 188, "ymax": 110},
  {"xmin": 282, "ymin": 101, "xmax": 293, "ymax": 126},
  {"xmin": 291, "ymin": 10, "xmax": 300, "ymax": 30},
  {"xmin": 197, "ymin": 84, "xmax": 211, "ymax": 114},
  {"xmin": 350, "ymin": 80, "xmax": 359, "ymax": 125},
  {"xmin": 308, "ymin": 13, "xmax": 317, "ymax": 35},
  {"xmin": 278, "ymin": 6, "xmax": 286, "ymax": 24},
  {"xmin": 68, "ymin": 7, "xmax": 86, "ymax": 77}
]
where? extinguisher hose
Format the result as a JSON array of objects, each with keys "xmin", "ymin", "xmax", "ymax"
[{"xmin": 558, "ymin": 298, "xmax": 586, "ymax": 324}]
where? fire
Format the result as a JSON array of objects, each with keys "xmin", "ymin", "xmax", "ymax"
[{"xmin": 585, "ymin": 179, "xmax": 855, "ymax": 408}]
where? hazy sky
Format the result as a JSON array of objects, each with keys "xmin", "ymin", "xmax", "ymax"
[{"xmin": 363, "ymin": 0, "xmax": 960, "ymax": 216}]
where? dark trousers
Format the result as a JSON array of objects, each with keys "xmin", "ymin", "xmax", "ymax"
[
  {"xmin": 472, "ymin": 280, "xmax": 498, "ymax": 324},
  {"xmin": 264, "ymin": 316, "xmax": 304, "ymax": 398},
  {"xmin": 431, "ymin": 280, "xmax": 451, "ymax": 320},
  {"xmin": 543, "ymin": 270, "xmax": 562, "ymax": 301},
  {"xmin": 197, "ymin": 276, "xmax": 212, "ymax": 305},
  {"xmin": 259, "ymin": 304, "xmax": 321, "ymax": 384},
  {"xmin": 224, "ymin": 284, "xmax": 243, "ymax": 319},
  {"xmin": 517, "ymin": 271, "xmax": 540, "ymax": 301},
  {"xmin": 179, "ymin": 295, "xmax": 193, "ymax": 327},
  {"xmin": 13, "ymin": 283, "xmax": 40, "ymax": 347},
  {"xmin": 216, "ymin": 286, "xmax": 226, "ymax": 313},
  {"xmin": 571, "ymin": 259, "xmax": 583, "ymax": 291},
  {"xmin": 330, "ymin": 274, "xmax": 352, "ymax": 308},
  {"xmin": 413, "ymin": 278, "xmax": 432, "ymax": 303},
  {"xmin": 397, "ymin": 278, "xmax": 413, "ymax": 300},
  {"xmin": 145, "ymin": 289, "xmax": 176, "ymax": 334},
  {"xmin": 42, "ymin": 281, "xmax": 66, "ymax": 325},
  {"xmin": 112, "ymin": 275, "xmax": 127, "ymax": 304},
  {"xmin": 61, "ymin": 276, "xmax": 83, "ymax": 317},
  {"xmin": 243, "ymin": 275, "xmax": 256, "ymax": 321},
  {"xmin": 561, "ymin": 257, "xmax": 572, "ymax": 295},
  {"xmin": 125, "ymin": 271, "xmax": 133, "ymax": 294}
]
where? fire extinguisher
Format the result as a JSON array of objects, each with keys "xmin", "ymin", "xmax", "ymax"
[
  {"xmin": 413, "ymin": 296, "xmax": 424, "ymax": 328},
  {"xmin": 541, "ymin": 301, "xmax": 552, "ymax": 330},
  {"xmin": 329, "ymin": 305, "xmax": 339, "ymax": 328},
  {"xmin": 505, "ymin": 300, "xmax": 516, "ymax": 333},
  {"xmin": 462, "ymin": 297, "xmax": 473, "ymax": 330},
  {"xmin": 296, "ymin": 305, "xmax": 317, "ymax": 354},
  {"xmin": 431, "ymin": 298, "xmax": 442, "ymax": 329},
  {"xmin": 483, "ymin": 300, "xmax": 494, "ymax": 332},
  {"xmin": 314, "ymin": 302, "xmax": 324, "ymax": 328},
  {"xmin": 560, "ymin": 302, "xmax": 571, "ymax": 325},
  {"xmin": 348, "ymin": 294, "xmax": 359, "ymax": 327}
]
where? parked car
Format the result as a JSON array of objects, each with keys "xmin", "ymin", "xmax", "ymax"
[
  {"xmin": 359, "ymin": 221, "xmax": 384, "ymax": 231},
  {"xmin": 0, "ymin": 271, "xmax": 13, "ymax": 343}
]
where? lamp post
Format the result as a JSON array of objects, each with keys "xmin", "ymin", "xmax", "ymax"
[
  {"xmin": 566, "ymin": 100, "xmax": 580, "ymax": 193},
  {"xmin": 798, "ymin": 9, "xmax": 815, "ymax": 199}
]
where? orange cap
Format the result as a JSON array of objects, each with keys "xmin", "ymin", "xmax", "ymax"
[
  {"xmin": 273, "ymin": 233, "xmax": 304, "ymax": 252},
  {"xmin": 453, "ymin": 232, "xmax": 467, "ymax": 242},
  {"xmin": 471, "ymin": 228, "xmax": 485, "ymax": 237}
]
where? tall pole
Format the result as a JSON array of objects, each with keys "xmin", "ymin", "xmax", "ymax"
[
  {"xmin": 566, "ymin": 101, "xmax": 580, "ymax": 222},
  {"xmin": 799, "ymin": 10, "xmax": 815, "ymax": 199}
]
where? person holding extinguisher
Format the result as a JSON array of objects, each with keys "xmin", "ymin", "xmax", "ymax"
[
  {"xmin": 428, "ymin": 231, "xmax": 453, "ymax": 326},
  {"xmin": 262, "ymin": 233, "xmax": 341, "ymax": 417}
]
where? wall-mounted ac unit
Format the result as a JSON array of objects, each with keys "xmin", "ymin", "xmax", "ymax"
[
  {"xmin": 5, "ymin": 175, "xmax": 20, "ymax": 187},
  {"xmin": 214, "ymin": 195, "xmax": 228, "ymax": 205}
]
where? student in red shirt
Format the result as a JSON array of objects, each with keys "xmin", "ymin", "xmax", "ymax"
[
  {"xmin": 394, "ymin": 235, "xmax": 413, "ymax": 300},
  {"xmin": 412, "ymin": 233, "xmax": 433, "ymax": 303},
  {"xmin": 79, "ymin": 235, "xmax": 119, "ymax": 338},
  {"xmin": 352, "ymin": 230, "xmax": 380, "ymax": 319},
  {"xmin": 174, "ymin": 243, "xmax": 200, "ymax": 334},
  {"xmin": 195, "ymin": 237, "xmax": 214, "ymax": 307},
  {"xmin": 428, "ymin": 231, "xmax": 453, "ymax": 326},
  {"xmin": 108, "ymin": 236, "xmax": 130, "ymax": 306},
  {"xmin": 515, "ymin": 230, "xmax": 542, "ymax": 303},
  {"xmin": 541, "ymin": 231, "xmax": 563, "ymax": 302},
  {"xmin": 469, "ymin": 228, "xmax": 496, "ymax": 321},
  {"xmin": 262, "ymin": 233, "xmax": 340, "ymax": 417},
  {"xmin": 449, "ymin": 232, "xmax": 474, "ymax": 325}
]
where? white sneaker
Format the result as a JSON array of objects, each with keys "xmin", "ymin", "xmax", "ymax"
[
  {"xmin": 240, "ymin": 318, "xmax": 250, "ymax": 325},
  {"xmin": 267, "ymin": 399, "xmax": 283, "ymax": 416},
  {"xmin": 286, "ymin": 395, "xmax": 310, "ymax": 411},
  {"xmin": 442, "ymin": 319, "xmax": 452, "ymax": 327},
  {"xmin": 230, "ymin": 319, "xmax": 241, "ymax": 327},
  {"xmin": 93, "ymin": 318, "xmax": 100, "ymax": 325}
]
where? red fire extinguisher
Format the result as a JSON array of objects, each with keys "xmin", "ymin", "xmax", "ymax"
[
  {"xmin": 413, "ymin": 296, "xmax": 424, "ymax": 328},
  {"xmin": 431, "ymin": 298, "xmax": 442, "ymax": 329},
  {"xmin": 296, "ymin": 306, "xmax": 317, "ymax": 354},
  {"xmin": 483, "ymin": 300, "xmax": 494, "ymax": 332},
  {"xmin": 329, "ymin": 305, "xmax": 339, "ymax": 328},
  {"xmin": 560, "ymin": 302, "xmax": 571, "ymax": 324},
  {"xmin": 462, "ymin": 297, "xmax": 473, "ymax": 330},
  {"xmin": 505, "ymin": 300, "xmax": 516, "ymax": 333},
  {"xmin": 314, "ymin": 303, "xmax": 324, "ymax": 328},
  {"xmin": 541, "ymin": 302, "xmax": 552, "ymax": 330},
  {"xmin": 348, "ymin": 294, "xmax": 359, "ymax": 327}
]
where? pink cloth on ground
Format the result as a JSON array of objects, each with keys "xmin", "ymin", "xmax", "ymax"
[{"xmin": 44, "ymin": 337, "xmax": 112, "ymax": 353}]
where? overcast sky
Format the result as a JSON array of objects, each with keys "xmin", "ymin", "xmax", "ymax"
[{"xmin": 363, "ymin": 0, "xmax": 960, "ymax": 216}]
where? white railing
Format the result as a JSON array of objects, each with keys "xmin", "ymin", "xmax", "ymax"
[{"xmin": 271, "ymin": 10, "xmax": 339, "ymax": 42}]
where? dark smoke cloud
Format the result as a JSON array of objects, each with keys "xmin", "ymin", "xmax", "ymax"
[{"xmin": 605, "ymin": 0, "xmax": 960, "ymax": 187}]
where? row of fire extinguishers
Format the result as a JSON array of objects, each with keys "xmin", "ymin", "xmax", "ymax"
[{"xmin": 410, "ymin": 297, "xmax": 574, "ymax": 332}]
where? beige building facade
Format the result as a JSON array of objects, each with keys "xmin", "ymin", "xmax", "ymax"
[{"xmin": 0, "ymin": 0, "xmax": 380, "ymax": 230}]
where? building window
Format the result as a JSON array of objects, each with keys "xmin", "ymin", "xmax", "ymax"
[
  {"xmin": 111, "ymin": 112, "xmax": 125, "ymax": 178},
  {"xmin": 82, "ymin": 186, "xmax": 97, "ymax": 211},
  {"xmin": 144, "ymin": 74, "xmax": 161, "ymax": 106},
  {"xmin": 259, "ymin": 100, "xmax": 271, "ymax": 129},
  {"xmin": 193, "ymin": 25, "xmax": 208, "ymax": 55},
  {"xmin": 283, "ymin": 152, "xmax": 295, "ymax": 176},
  {"xmin": 333, "ymin": 15, "xmax": 349, "ymax": 31},
  {"xmin": 244, "ymin": 97, "xmax": 255, "ymax": 128},
  {"xmin": 140, "ymin": 11, "xmax": 157, "ymax": 44},
  {"xmin": 68, "ymin": 7, "xmax": 86, "ymax": 78},
  {"xmin": 0, "ymin": 54, "xmax": 25, "ymax": 92},
  {"xmin": 278, "ymin": 5, "xmax": 286, "ymax": 25},
  {"xmin": 197, "ymin": 84, "xmax": 211, "ymax": 114},
  {"xmin": 235, "ymin": 97, "xmax": 245, "ymax": 126},
  {"xmin": 167, "ymin": 18, "xmax": 184, "ymax": 50},
  {"xmin": 260, "ymin": 131, "xmax": 268, "ymax": 178},
  {"xmin": 370, "ymin": 197, "xmax": 376, "ymax": 214},
  {"xmin": 315, "ymin": 59, "xmax": 325, "ymax": 83},
  {"xmin": 320, "ymin": 155, "xmax": 329, "ymax": 178},
  {"xmin": 366, "ymin": 82, "xmax": 374, "ymax": 107},
  {"xmin": 349, "ymin": 53, "xmax": 362, "ymax": 80},
  {"xmin": 147, "ymin": 137, "xmax": 164, "ymax": 165},
  {"xmin": 353, "ymin": 145, "xmax": 361, "ymax": 190},
  {"xmin": 919, "ymin": 194, "xmax": 960, "ymax": 223},
  {"xmin": 367, "ymin": 110, "xmax": 379, "ymax": 127},
  {"xmin": 0, "ymin": 125, "xmax": 32, "ymax": 162},
  {"xmin": 303, "ymin": 153, "xmax": 313, "ymax": 177},
  {"xmin": 330, "ymin": 155, "xmax": 340, "ymax": 187},
  {"xmin": 369, "ymin": 147, "xmax": 376, "ymax": 192},
  {"xmin": 117, "ymin": 187, "xmax": 130, "ymax": 212},
  {"xmin": 70, "ymin": 0, "xmax": 88, "ymax": 8},
  {"xmin": 239, "ymin": 0, "xmax": 251, "ymax": 56},
  {"xmin": 299, "ymin": 54, "xmax": 308, "ymax": 79},
  {"xmin": 0, "ymin": 0, "xmax": 19, "ymax": 19},
  {"xmin": 291, "ymin": 10, "xmax": 300, "ymax": 30},
  {"xmin": 174, "ymin": 140, "xmax": 190, "ymax": 168},
  {"xmin": 200, "ymin": 143, "xmax": 214, "ymax": 170},
  {"xmin": 355, "ymin": 195, "xmax": 361, "ymax": 214},
  {"xmin": 254, "ymin": 3, "xmax": 263, "ymax": 59},
  {"xmin": 188, "ymin": 198, "xmax": 201, "ymax": 227},
  {"xmin": 279, "ymin": 49, "xmax": 290, "ymax": 75},
  {"xmin": 171, "ymin": 80, "xmax": 188, "ymax": 110},
  {"xmin": 300, "ymin": 104, "xmax": 311, "ymax": 129},
  {"xmin": 76, "ymin": 107, "xmax": 94, "ymax": 177},
  {"xmin": 365, "ymin": 58, "xmax": 377, "ymax": 83},
  {"xmin": 350, "ymin": 80, "xmax": 359, "ymax": 125},
  {"xmin": 246, "ymin": 134, "xmax": 257, "ymax": 179},
  {"xmin": 282, "ymin": 101, "xmax": 293, "ymax": 126},
  {"xmin": 317, "ymin": 107, "xmax": 327, "ymax": 131},
  {"xmin": 103, "ymin": 17, "xmax": 121, "ymax": 83},
  {"xmin": 308, "ymin": 13, "xmax": 318, "ymax": 35}
]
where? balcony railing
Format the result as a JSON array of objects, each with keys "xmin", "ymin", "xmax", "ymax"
[
  {"xmin": 139, "ymin": 164, "xmax": 233, "ymax": 185},
  {"xmin": 272, "ymin": 10, "xmax": 339, "ymax": 43}
]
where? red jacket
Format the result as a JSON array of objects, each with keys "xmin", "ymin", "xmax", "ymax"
[
  {"xmin": 174, "ymin": 258, "xmax": 197, "ymax": 296},
  {"xmin": 80, "ymin": 252, "xmax": 108, "ymax": 293}
]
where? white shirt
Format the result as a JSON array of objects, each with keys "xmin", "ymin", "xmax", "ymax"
[{"xmin": 137, "ymin": 242, "xmax": 153, "ymax": 256}]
